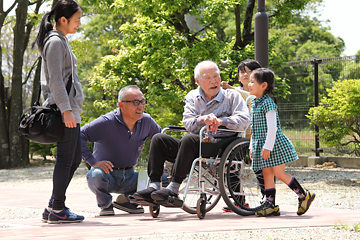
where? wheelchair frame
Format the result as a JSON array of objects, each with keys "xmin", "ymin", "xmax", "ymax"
[{"xmin": 138, "ymin": 126, "xmax": 264, "ymax": 219}]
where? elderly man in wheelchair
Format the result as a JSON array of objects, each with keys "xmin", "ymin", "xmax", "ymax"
[{"xmin": 132, "ymin": 60, "xmax": 259, "ymax": 218}]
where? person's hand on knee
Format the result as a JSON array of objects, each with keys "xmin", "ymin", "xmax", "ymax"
[{"xmin": 93, "ymin": 161, "xmax": 114, "ymax": 174}]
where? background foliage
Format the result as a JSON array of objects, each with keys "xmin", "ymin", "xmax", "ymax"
[
  {"xmin": 2, "ymin": 0, "xmax": 360, "ymax": 168},
  {"xmin": 307, "ymin": 79, "xmax": 360, "ymax": 156}
]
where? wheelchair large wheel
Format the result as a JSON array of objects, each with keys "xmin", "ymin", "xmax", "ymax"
[
  {"xmin": 219, "ymin": 138, "xmax": 264, "ymax": 216},
  {"xmin": 179, "ymin": 162, "xmax": 221, "ymax": 214}
]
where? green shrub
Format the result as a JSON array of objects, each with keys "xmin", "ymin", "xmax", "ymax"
[
  {"xmin": 29, "ymin": 142, "xmax": 55, "ymax": 160},
  {"xmin": 307, "ymin": 79, "xmax": 360, "ymax": 156}
]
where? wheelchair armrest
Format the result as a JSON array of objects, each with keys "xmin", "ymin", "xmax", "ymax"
[
  {"xmin": 199, "ymin": 126, "xmax": 244, "ymax": 142},
  {"xmin": 211, "ymin": 126, "xmax": 243, "ymax": 134},
  {"xmin": 161, "ymin": 126, "xmax": 188, "ymax": 134}
]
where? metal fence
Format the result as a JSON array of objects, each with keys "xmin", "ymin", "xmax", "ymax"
[{"xmin": 274, "ymin": 55, "xmax": 360, "ymax": 156}]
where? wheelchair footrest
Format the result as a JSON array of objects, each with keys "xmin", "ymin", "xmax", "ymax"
[{"xmin": 154, "ymin": 196, "xmax": 183, "ymax": 208}]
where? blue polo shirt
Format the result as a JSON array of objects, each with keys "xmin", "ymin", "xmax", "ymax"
[{"xmin": 81, "ymin": 108, "xmax": 161, "ymax": 168}]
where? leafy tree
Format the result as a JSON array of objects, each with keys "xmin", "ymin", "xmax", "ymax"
[
  {"xmin": 270, "ymin": 14, "xmax": 344, "ymax": 63},
  {"xmin": 79, "ymin": 0, "xmax": 316, "ymax": 127},
  {"xmin": 0, "ymin": 0, "xmax": 328, "ymax": 167},
  {"xmin": 0, "ymin": 0, "xmax": 51, "ymax": 169},
  {"xmin": 269, "ymin": 13, "xmax": 345, "ymax": 128},
  {"xmin": 307, "ymin": 79, "xmax": 360, "ymax": 156},
  {"xmin": 74, "ymin": 0, "xmax": 316, "ymax": 165}
]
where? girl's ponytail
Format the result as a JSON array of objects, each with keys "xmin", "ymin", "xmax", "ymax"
[
  {"xmin": 270, "ymin": 90, "xmax": 277, "ymax": 104},
  {"xmin": 32, "ymin": 10, "xmax": 55, "ymax": 52}
]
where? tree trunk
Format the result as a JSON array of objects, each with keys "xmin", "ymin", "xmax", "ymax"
[
  {"xmin": 9, "ymin": 0, "xmax": 29, "ymax": 168},
  {"xmin": 0, "ymin": 64, "xmax": 9, "ymax": 169},
  {"xmin": 241, "ymin": 0, "xmax": 255, "ymax": 48},
  {"xmin": 0, "ymin": 1, "xmax": 18, "ymax": 169},
  {"xmin": 0, "ymin": 33, "xmax": 10, "ymax": 168},
  {"xmin": 233, "ymin": 0, "xmax": 256, "ymax": 50},
  {"xmin": 233, "ymin": 4, "xmax": 242, "ymax": 50}
]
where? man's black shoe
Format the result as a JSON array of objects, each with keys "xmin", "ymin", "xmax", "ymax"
[
  {"xmin": 151, "ymin": 188, "xmax": 179, "ymax": 201},
  {"xmin": 132, "ymin": 187, "xmax": 157, "ymax": 202}
]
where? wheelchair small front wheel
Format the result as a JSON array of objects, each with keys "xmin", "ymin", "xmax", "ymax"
[
  {"xmin": 180, "ymin": 162, "xmax": 221, "ymax": 214},
  {"xmin": 149, "ymin": 205, "xmax": 160, "ymax": 218},
  {"xmin": 196, "ymin": 196, "xmax": 206, "ymax": 219}
]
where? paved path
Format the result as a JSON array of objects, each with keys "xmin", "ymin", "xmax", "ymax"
[{"xmin": 1, "ymin": 188, "xmax": 359, "ymax": 239}]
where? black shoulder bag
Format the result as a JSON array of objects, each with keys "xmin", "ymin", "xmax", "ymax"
[{"xmin": 18, "ymin": 77, "xmax": 72, "ymax": 144}]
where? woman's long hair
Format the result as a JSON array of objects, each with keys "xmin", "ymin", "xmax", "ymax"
[{"xmin": 32, "ymin": 0, "xmax": 80, "ymax": 52}]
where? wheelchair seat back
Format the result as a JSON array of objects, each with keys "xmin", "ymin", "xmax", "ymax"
[{"xmin": 201, "ymin": 136, "xmax": 238, "ymax": 158}]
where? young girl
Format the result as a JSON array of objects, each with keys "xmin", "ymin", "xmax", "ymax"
[
  {"xmin": 32, "ymin": 0, "xmax": 84, "ymax": 223},
  {"xmin": 248, "ymin": 68, "xmax": 315, "ymax": 217}
]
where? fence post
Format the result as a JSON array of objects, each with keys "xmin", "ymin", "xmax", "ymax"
[{"xmin": 311, "ymin": 59, "xmax": 323, "ymax": 156}]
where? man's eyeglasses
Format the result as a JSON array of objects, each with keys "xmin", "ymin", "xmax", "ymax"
[
  {"xmin": 201, "ymin": 73, "xmax": 221, "ymax": 82},
  {"xmin": 122, "ymin": 99, "xmax": 147, "ymax": 106}
]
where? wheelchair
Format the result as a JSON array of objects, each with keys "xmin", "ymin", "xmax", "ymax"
[{"xmin": 133, "ymin": 125, "xmax": 265, "ymax": 219}]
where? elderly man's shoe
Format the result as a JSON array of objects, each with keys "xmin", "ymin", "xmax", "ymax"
[
  {"xmin": 151, "ymin": 188, "xmax": 178, "ymax": 201},
  {"xmin": 132, "ymin": 187, "xmax": 157, "ymax": 202}
]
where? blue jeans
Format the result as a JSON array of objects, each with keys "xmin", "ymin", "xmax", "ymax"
[
  {"xmin": 87, "ymin": 167, "xmax": 169, "ymax": 209},
  {"xmin": 50, "ymin": 124, "xmax": 82, "ymax": 210},
  {"xmin": 87, "ymin": 167, "xmax": 139, "ymax": 209}
]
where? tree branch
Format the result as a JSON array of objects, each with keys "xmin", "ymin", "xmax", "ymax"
[
  {"xmin": 4, "ymin": 0, "xmax": 20, "ymax": 16},
  {"xmin": 23, "ymin": 56, "xmax": 40, "ymax": 85},
  {"xmin": 164, "ymin": 73, "xmax": 187, "ymax": 91}
]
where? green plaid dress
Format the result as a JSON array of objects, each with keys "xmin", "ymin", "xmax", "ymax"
[{"xmin": 250, "ymin": 94, "xmax": 298, "ymax": 171}]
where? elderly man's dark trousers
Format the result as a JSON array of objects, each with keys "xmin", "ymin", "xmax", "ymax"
[{"xmin": 148, "ymin": 133, "xmax": 199, "ymax": 184}]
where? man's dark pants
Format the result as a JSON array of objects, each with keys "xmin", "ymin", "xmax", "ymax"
[{"xmin": 148, "ymin": 133, "xmax": 199, "ymax": 184}]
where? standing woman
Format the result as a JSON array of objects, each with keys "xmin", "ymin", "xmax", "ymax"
[{"xmin": 32, "ymin": 0, "xmax": 84, "ymax": 223}]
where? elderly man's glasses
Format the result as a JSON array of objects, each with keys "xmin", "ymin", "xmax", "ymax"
[
  {"xmin": 202, "ymin": 73, "xmax": 220, "ymax": 82},
  {"xmin": 122, "ymin": 99, "xmax": 147, "ymax": 106}
]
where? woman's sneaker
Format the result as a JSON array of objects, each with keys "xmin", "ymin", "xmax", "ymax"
[
  {"xmin": 48, "ymin": 208, "xmax": 84, "ymax": 224},
  {"xmin": 255, "ymin": 201, "xmax": 280, "ymax": 217},
  {"xmin": 42, "ymin": 208, "xmax": 50, "ymax": 222},
  {"xmin": 297, "ymin": 190, "xmax": 316, "ymax": 216}
]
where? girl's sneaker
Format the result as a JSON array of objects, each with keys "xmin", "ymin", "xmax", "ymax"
[
  {"xmin": 255, "ymin": 201, "xmax": 280, "ymax": 217},
  {"xmin": 297, "ymin": 190, "xmax": 315, "ymax": 216},
  {"xmin": 48, "ymin": 208, "xmax": 84, "ymax": 224}
]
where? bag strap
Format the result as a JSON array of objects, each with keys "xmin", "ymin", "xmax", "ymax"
[
  {"xmin": 36, "ymin": 34, "xmax": 74, "ymax": 106},
  {"xmin": 36, "ymin": 76, "xmax": 72, "ymax": 106}
]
